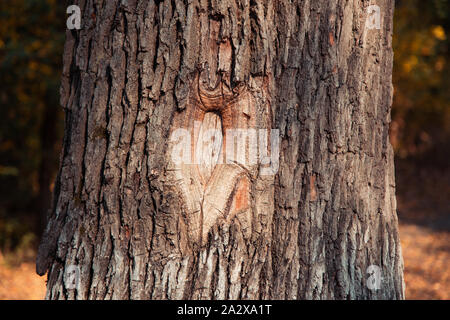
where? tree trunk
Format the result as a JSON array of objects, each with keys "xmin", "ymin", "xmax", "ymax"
[{"xmin": 37, "ymin": 0, "xmax": 404, "ymax": 300}]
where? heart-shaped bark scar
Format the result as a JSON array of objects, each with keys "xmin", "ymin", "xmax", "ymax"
[{"xmin": 166, "ymin": 71, "xmax": 277, "ymax": 245}]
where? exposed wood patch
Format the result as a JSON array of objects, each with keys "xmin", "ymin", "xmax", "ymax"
[
  {"xmin": 168, "ymin": 70, "xmax": 271, "ymax": 245},
  {"xmin": 309, "ymin": 174, "xmax": 318, "ymax": 202}
]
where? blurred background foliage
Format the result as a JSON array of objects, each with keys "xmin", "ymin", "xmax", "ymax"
[
  {"xmin": 392, "ymin": 0, "xmax": 449, "ymax": 164},
  {"xmin": 0, "ymin": 0, "xmax": 65, "ymax": 260},
  {"xmin": 0, "ymin": 0, "xmax": 448, "ymax": 264}
]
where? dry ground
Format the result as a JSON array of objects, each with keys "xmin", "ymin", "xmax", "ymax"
[
  {"xmin": 0, "ymin": 255, "xmax": 46, "ymax": 300},
  {"xmin": 396, "ymin": 159, "xmax": 450, "ymax": 300},
  {"xmin": 400, "ymin": 224, "xmax": 449, "ymax": 299}
]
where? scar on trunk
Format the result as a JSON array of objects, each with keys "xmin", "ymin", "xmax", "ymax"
[
  {"xmin": 168, "ymin": 65, "xmax": 262, "ymax": 245},
  {"xmin": 309, "ymin": 174, "xmax": 318, "ymax": 202}
]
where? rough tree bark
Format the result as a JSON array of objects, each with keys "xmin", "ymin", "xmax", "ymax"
[{"xmin": 37, "ymin": 0, "xmax": 404, "ymax": 299}]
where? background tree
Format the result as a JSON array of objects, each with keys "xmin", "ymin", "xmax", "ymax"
[
  {"xmin": 391, "ymin": 1, "xmax": 450, "ymax": 299},
  {"xmin": 391, "ymin": 0, "xmax": 450, "ymax": 160},
  {"xmin": 0, "ymin": 0, "xmax": 65, "ymax": 257}
]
